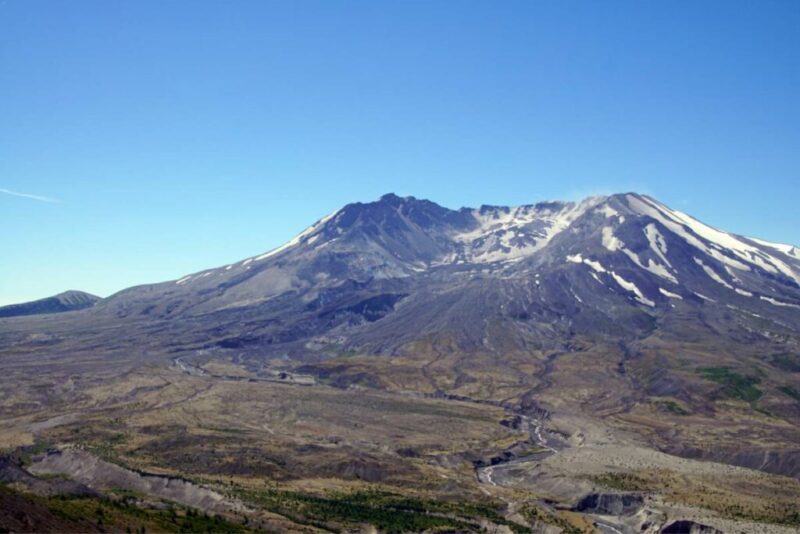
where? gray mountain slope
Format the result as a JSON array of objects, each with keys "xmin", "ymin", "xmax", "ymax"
[
  {"xmin": 70, "ymin": 192, "xmax": 797, "ymax": 356},
  {"xmin": 0, "ymin": 291, "xmax": 100, "ymax": 318}
]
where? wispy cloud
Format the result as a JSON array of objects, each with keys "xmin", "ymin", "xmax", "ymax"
[{"xmin": 0, "ymin": 188, "xmax": 60, "ymax": 203}]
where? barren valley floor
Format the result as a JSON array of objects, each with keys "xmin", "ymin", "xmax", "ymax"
[{"xmin": 1, "ymin": 345, "xmax": 799, "ymax": 533}]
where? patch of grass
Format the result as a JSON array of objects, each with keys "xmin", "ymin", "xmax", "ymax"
[
  {"xmin": 239, "ymin": 487, "xmax": 531, "ymax": 533},
  {"xmin": 521, "ymin": 505, "xmax": 582, "ymax": 534},
  {"xmin": 667, "ymin": 485, "xmax": 800, "ymax": 527},
  {"xmin": 0, "ymin": 484, "xmax": 254, "ymax": 533},
  {"xmin": 752, "ymin": 405, "xmax": 776, "ymax": 418},
  {"xmin": 18, "ymin": 440, "xmax": 53, "ymax": 466},
  {"xmin": 515, "ymin": 446, "xmax": 555, "ymax": 458},
  {"xmin": 696, "ymin": 367, "xmax": 762, "ymax": 402},
  {"xmin": 107, "ymin": 432, "xmax": 127, "ymax": 445},
  {"xmin": 779, "ymin": 385, "xmax": 800, "ymax": 401},
  {"xmin": 771, "ymin": 353, "xmax": 800, "ymax": 373},
  {"xmin": 590, "ymin": 472, "xmax": 652, "ymax": 491},
  {"xmin": 654, "ymin": 400, "xmax": 690, "ymax": 415}
]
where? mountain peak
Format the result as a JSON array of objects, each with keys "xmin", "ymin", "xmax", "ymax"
[
  {"xmin": 142, "ymin": 191, "xmax": 800, "ymax": 328},
  {"xmin": 378, "ymin": 192, "xmax": 416, "ymax": 205}
]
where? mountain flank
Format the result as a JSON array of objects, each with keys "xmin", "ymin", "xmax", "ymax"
[{"xmin": 0, "ymin": 290, "xmax": 100, "ymax": 318}]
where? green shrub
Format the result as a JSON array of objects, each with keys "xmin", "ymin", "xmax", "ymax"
[
  {"xmin": 697, "ymin": 367, "xmax": 762, "ymax": 402},
  {"xmin": 779, "ymin": 385, "xmax": 800, "ymax": 401}
]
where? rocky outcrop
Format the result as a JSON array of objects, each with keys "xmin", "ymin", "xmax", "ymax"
[
  {"xmin": 660, "ymin": 520, "xmax": 723, "ymax": 534},
  {"xmin": 0, "ymin": 454, "xmax": 97, "ymax": 497},
  {"xmin": 29, "ymin": 448, "xmax": 243, "ymax": 513},
  {"xmin": 573, "ymin": 493, "xmax": 644, "ymax": 516}
]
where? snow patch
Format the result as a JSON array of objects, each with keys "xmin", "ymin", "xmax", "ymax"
[
  {"xmin": 659, "ymin": 288, "xmax": 682, "ymax": 300},
  {"xmin": 602, "ymin": 226, "xmax": 623, "ymax": 252},
  {"xmin": 693, "ymin": 258, "xmax": 734, "ymax": 289},
  {"xmin": 567, "ymin": 253, "xmax": 606, "ymax": 273},
  {"xmin": 760, "ymin": 296, "xmax": 800, "ymax": 309},
  {"xmin": 596, "ymin": 205, "xmax": 619, "ymax": 218},
  {"xmin": 607, "ymin": 224, "xmax": 674, "ymax": 282},
  {"xmin": 254, "ymin": 210, "xmax": 338, "ymax": 262},
  {"xmin": 627, "ymin": 195, "xmax": 800, "ymax": 284},
  {"xmin": 584, "ymin": 259, "xmax": 606, "ymax": 273},
  {"xmin": 749, "ymin": 237, "xmax": 799, "ymax": 257},
  {"xmin": 610, "ymin": 271, "xmax": 654, "ymax": 307},
  {"xmin": 735, "ymin": 288, "xmax": 753, "ymax": 297},
  {"xmin": 644, "ymin": 223, "xmax": 672, "ymax": 268},
  {"xmin": 456, "ymin": 197, "xmax": 604, "ymax": 263},
  {"xmin": 622, "ymin": 248, "xmax": 677, "ymax": 283},
  {"xmin": 724, "ymin": 265, "xmax": 742, "ymax": 283},
  {"xmin": 705, "ymin": 247, "xmax": 751, "ymax": 271}
]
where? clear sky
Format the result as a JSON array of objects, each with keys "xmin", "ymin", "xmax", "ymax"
[{"xmin": 2, "ymin": 1, "xmax": 799, "ymax": 305}]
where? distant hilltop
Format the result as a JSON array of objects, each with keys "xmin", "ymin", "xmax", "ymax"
[{"xmin": 0, "ymin": 290, "xmax": 100, "ymax": 318}]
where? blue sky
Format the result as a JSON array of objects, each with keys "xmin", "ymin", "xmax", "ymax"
[{"xmin": 2, "ymin": 1, "xmax": 799, "ymax": 304}]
